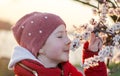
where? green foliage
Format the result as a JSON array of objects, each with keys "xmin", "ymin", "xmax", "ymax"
[
  {"xmin": 0, "ymin": 57, "xmax": 14, "ymax": 76},
  {"xmin": 109, "ymin": 63, "xmax": 120, "ymax": 76}
]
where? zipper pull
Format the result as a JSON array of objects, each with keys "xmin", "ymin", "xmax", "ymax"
[{"xmin": 32, "ymin": 70, "xmax": 38, "ymax": 76}]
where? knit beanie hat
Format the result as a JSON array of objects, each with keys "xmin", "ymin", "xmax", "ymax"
[{"xmin": 12, "ymin": 12, "xmax": 66, "ymax": 57}]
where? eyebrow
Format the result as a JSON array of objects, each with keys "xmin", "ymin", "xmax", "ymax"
[{"xmin": 55, "ymin": 30, "xmax": 67, "ymax": 34}]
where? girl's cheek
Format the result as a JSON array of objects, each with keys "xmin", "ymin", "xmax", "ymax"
[
  {"xmin": 54, "ymin": 43, "xmax": 64, "ymax": 50},
  {"xmin": 55, "ymin": 44, "xmax": 63, "ymax": 49}
]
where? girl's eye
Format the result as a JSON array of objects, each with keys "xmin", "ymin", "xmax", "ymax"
[{"xmin": 57, "ymin": 36, "xmax": 63, "ymax": 38}]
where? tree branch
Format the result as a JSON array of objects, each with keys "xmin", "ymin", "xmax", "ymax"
[{"xmin": 74, "ymin": 0, "xmax": 98, "ymax": 8}]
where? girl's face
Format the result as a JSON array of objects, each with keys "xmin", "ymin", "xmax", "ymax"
[{"xmin": 41, "ymin": 24, "xmax": 71, "ymax": 64}]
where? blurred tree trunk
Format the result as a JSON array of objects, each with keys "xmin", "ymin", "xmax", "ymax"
[{"xmin": 0, "ymin": 20, "xmax": 12, "ymax": 31}]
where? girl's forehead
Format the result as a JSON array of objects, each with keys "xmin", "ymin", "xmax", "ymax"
[{"xmin": 53, "ymin": 24, "xmax": 66, "ymax": 33}]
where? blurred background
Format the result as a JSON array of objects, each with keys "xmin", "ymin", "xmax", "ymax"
[{"xmin": 0, "ymin": 0, "xmax": 120, "ymax": 76}]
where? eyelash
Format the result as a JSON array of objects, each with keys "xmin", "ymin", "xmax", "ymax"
[
  {"xmin": 57, "ymin": 33, "xmax": 67, "ymax": 38},
  {"xmin": 57, "ymin": 36, "xmax": 63, "ymax": 38}
]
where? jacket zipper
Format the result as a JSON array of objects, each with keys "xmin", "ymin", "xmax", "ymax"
[{"xmin": 18, "ymin": 63, "xmax": 38, "ymax": 76}]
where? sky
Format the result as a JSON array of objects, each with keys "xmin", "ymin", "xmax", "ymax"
[
  {"xmin": 0, "ymin": 0, "xmax": 94, "ymax": 30},
  {"xmin": 0, "ymin": 0, "xmax": 94, "ymax": 63},
  {"xmin": 0, "ymin": 0, "xmax": 118, "ymax": 64}
]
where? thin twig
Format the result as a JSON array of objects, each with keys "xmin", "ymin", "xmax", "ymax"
[
  {"xmin": 114, "ymin": 0, "xmax": 120, "ymax": 8},
  {"xmin": 74, "ymin": 0, "xmax": 98, "ymax": 8}
]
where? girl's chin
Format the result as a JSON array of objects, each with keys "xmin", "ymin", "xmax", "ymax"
[
  {"xmin": 62, "ymin": 57, "xmax": 69, "ymax": 62},
  {"xmin": 59, "ymin": 54, "xmax": 69, "ymax": 62},
  {"xmin": 60, "ymin": 60, "xmax": 68, "ymax": 63}
]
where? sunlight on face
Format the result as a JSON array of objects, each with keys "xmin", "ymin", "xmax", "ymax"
[{"xmin": 42, "ymin": 24, "xmax": 71, "ymax": 63}]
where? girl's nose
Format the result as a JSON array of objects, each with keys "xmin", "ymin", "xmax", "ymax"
[{"xmin": 65, "ymin": 38, "xmax": 71, "ymax": 46}]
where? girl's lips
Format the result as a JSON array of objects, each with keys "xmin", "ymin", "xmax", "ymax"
[{"xmin": 64, "ymin": 50, "xmax": 69, "ymax": 53}]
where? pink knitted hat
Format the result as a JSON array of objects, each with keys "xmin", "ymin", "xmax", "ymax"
[{"xmin": 12, "ymin": 12, "xmax": 66, "ymax": 57}]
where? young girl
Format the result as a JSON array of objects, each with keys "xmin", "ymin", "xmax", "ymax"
[
  {"xmin": 82, "ymin": 32, "xmax": 108, "ymax": 76},
  {"xmin": 8, "ymin": 12, "xmax": 83, "ymax": 76}
]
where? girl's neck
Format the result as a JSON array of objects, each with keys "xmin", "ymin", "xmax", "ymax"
[{"xmin": 37, "ymin": 55, "xmax": 59, "ymax": 68}]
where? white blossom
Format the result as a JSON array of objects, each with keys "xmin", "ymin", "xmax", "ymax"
[{"xmin": 70, "ymin": 1, "xmax": 120, "ymax": 69}]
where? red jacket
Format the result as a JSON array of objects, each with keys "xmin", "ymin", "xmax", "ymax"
[
  {"xmin": 82, "ymin": 41, "xmax": 108, "ymax": 76},
  {"xmin": 14, "ymin": 59, "xmax": 83, "ymax": 76}
]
